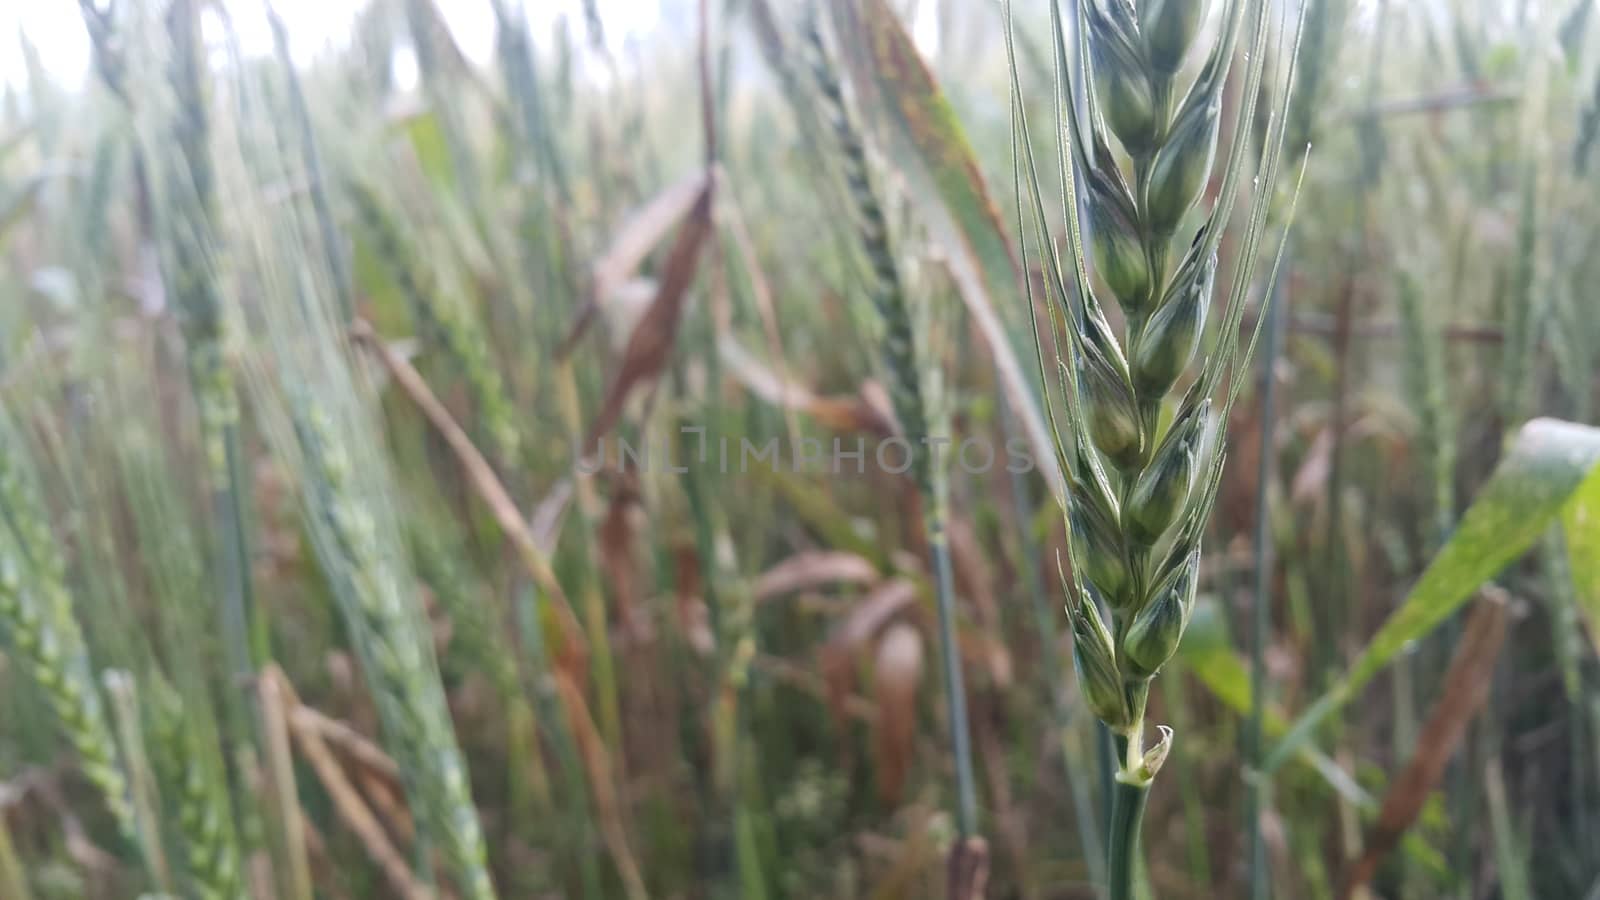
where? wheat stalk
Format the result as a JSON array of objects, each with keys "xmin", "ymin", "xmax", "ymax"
[
  {"xmin": 94, "ymin": 371, "xmax": 259, "ymax": 900},
  {"xmin": 1006, "ymin": 1, "xmax": 1305, "ymax": 895},
  {"xmin": 0, "ymin": 805, "xmax": 27, "ymax": 900},
  {"xmin": 211, "ymin": 60, "xmax": 498, "ymax": 898},
  {"xmin": 102, "ymin": 670, "xmax": 175, "ymax": 893},
  {"xmin": 266, "ymin": 666, "xmax": 432, "ymax": 900},
  {"xmin": 155, "ymin": 0, "xmax": 262, "ymax": 698},
  {"xmin": 797, "ymin": 7, "xmax": 987, "ymax": 892}
]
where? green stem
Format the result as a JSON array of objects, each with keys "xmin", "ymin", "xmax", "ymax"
[
  {"xmin": 1246, "ymin": 239, "xmax": 1289, "ymax": 900},
  {"xmin": 268, "ymin": 10, "xmax": 351, "ymax": 319},
  {"xmin": 1098, "ymin": 722, "xmax": 1116, "ymax": 841},
  {"xmin": 1109, "ymin": 776, "xmax": 1150, "ymax": 900},
  {"xmin": 219, "ymin": 422, "xmax": 264, "ymax": 673},
  {"xmin": 104, "ymin": 673, "xmax": 171, "ymax": 891},
  {"xmin": 0, "ymin": 809, "xmax": 28, "ymax": 900},
  {"xmin": 554, "ymin": 365, "xmax": 624, "ymax": 759},
  {"xmin": 928, "ymin": 516, "xmax": 978, "ymax": 838},
  {"xmin": 1008, "ymin": 420, "xmax": 1106, "ymax": 888},
  {"xmin": 515, "ymin": 583, "xmax": 603, "ymax": 900},
  {"xmin": 733, "ymin": 710, "xmax": 769, "ymax": 900},
  {"xmin": 1160, "ymin": 676, "xmax": 1211, "ymax": 887}
]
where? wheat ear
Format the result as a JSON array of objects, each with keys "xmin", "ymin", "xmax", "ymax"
[{"xmin": 1007, "ymin": 0, "xmax": 1306, "ymax": 896}]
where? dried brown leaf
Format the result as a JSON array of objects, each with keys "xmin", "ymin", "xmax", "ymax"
[
  {"xmin": 872, "ymin": 623, "xmax": 923, "ymax": 806},
  {"xmin": 529, "ymin": 479, "xmax": 573, "ymax": 557},
  {"xmin": 754, "ymin": 551, "xmax": 881, "ymax": 602},
  {"xmin": 1292, "ymin": 427, "xmax": 1335, "ymax": 506},
  {"xmin": 560, "ymin": 169, "xmax": 710, "ymax": 356},
  {"xmin": 718, "ymin": 335, "xmax": 895, "ymax": 436},
  {"xmin": 818, "ymin": 578, "xmax": 919, "ymax": 726},
  {"xmin": 1339, "ymin": 590, "xmax": 1510, "ymax": 897},
  {"xmin": 598, "ymin": 476, "xmax": 644, "ymax": 635},
  {"xmin": 351, "ymin": 321, "xmax": 588, "ymax": 672},
  {"xmin": 827, "ymin": 579, "xmax": 920, "ymax": 652},
  {"xmin": 552, "ymin": 671, "xmax": 648, "ymax": 900},
  {"xmin": 585, "ymin": 180, "xmax": 715, "ymax": 444},
  {"xmin": 268, "ymin": 667, "xmax": 428, "ymax": 900},
  {"xmin": 946, "ymin": 516, "xmax": 1012, "ymax": 687}
]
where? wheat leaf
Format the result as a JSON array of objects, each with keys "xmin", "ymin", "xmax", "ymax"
[
  {"xmin": 1563, "ymin": 464, "xmax": 1600, "ymax": 655},
  {"xmin": 1268, "ymin": 417, "xmax": 1600, "ymax": 771}
]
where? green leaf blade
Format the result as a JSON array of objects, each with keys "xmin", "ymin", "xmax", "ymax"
[
  {"xmin": 1563, "ymin": 461, "xmax": 1600, "ymax": 655},
  {"xmin": 1346, "ymin": 418, "xmax": 1600, "ymax": 693},
  {"xmin": 1267, "ymin": 417, "xmax": 1600, "ymax": 771}
]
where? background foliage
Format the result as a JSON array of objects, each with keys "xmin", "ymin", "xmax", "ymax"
[{"xmin": 0, "ymin": 0, "xmax": 1598, "ymax": 898}]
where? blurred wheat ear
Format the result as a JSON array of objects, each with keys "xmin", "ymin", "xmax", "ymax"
[
  {"xmin": 0, "ymin": 409, "xmax": 136, "ymax": 848},
  {"xmin": 786, "ymin": 2, "xmax": 988, "ymax": 893},
  {"xmin": 211, "ymin": 49, "xmax": 499, "ymax": 900}
]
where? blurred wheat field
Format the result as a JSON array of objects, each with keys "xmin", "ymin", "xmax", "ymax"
[{"xmin": 0, "ymin": 1, "xmax": 1598, "ymax": 898}]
